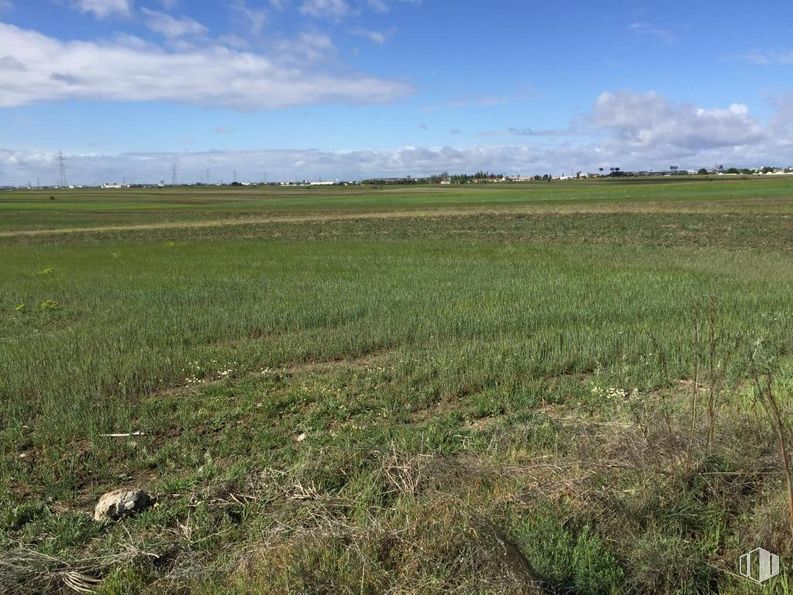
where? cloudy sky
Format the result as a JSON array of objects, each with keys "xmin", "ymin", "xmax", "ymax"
[{"xmin": 1, "ymin": 0, "xmax": 793, "ymax": 184}]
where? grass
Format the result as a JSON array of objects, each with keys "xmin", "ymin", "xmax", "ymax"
[
  {"xmin": 1, "ymin": 177, "xmax": 792, "ymax": 593},
  {"xmin": 3, "ymin": 176, "xmax": 793, "ymax": 233}
]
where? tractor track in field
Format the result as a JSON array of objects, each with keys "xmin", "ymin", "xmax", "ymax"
[
  {"xmin": 3, "ymin": 200, "xmax": 791, "ymax": 238},
  {"xmin": 0, "ymin": 208, "xmax": 496, "ymax": 237},
  {"xmin": 0, "ymin": 209, "xmax": 455, "ymax": 237}
]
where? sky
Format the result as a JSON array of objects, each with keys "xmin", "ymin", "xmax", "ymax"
[{"xmin": 1, "ymin": 0, "xmax": 793, "ymax": 185}]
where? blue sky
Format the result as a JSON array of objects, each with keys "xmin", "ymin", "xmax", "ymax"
[{"xmin": 1, "ymin": 0, "xmax": 793, "ymax": 184}]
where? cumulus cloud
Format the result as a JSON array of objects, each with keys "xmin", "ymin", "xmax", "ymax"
[
  {"xmin": 592, "ymin": 91, "xmax": 766, "ymax": 151},
  {"xmin": 0, "ymin": 23, "xmax": 412, "ymax": 109},
  {"xmin": 3, "ymin": 91, "xmax": 792, "ymax": 186},
  {"xmin": 141, "ymin": 8, "xmax": 207, "ymax": 39},
  {"xmin": 70, "ymin": 0, "xmax": 132, "ymax": 18}
]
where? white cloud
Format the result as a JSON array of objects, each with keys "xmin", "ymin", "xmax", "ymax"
[
  {"xmin": 426, "ymin": 88, "xmax": 534, "ymax": 111},
  {"xmin": 0, "ymin": 145, "xmax": 588, "ymax": 186},
  {"xmin": 741, "ymin": 49, "xmax": 793, "ymax": 65},
  {"xmin": 365, "ymin": 0, "xmax": 421, "ymax": 12},
  {"xmin": 365, "ymin": 0, "xmax": 388, "ymax": 11},
  {"xmin": 0, "ymin": 23, "xmax": 412, "ymax": 110},
  {"xmin": 232, "ymin": 0, "xmax": 268, "ymax": 34},
  {"xmin": 351, "ymin": 27, "xmax": 390, "ymax": 44},
  {"xmin": 298, "ymin": 0, "xmax": 419, "ymax": 17},
  {"xmin": 273, "ymin": 31, "xmax": 337, "ymax": 63},
  {"xmin": 3, "ymin": 91, "xmax": 792, "ymax": 186},
  {"xmin": 70, "ymin": 0, "xmax": 132, "ymax": 18},
  {"xmin": 627, "ymin": 22, "xmax": 675, "ymax": 44},
  {"xmin": 301, "ymin": 0, "xmax": 352, "ymax": 19},
  {"xmin": 237, "ymin": 0, "xmax": 418, "ymax": 27},
  {"xmin": 141, "ymin": 8, "xmax": 207, "ymax": 39},
  {"xmin": 592, "ymin": 91, "xmax": 766, "ymax": 151},
  {"xmin": 4, "ymin": 125, "xmax": 793, "ymax": 187}
]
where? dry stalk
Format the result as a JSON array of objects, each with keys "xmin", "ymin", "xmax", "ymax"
[
  {"xmin": 0, "ymin": 543, "xmax": 152, "ymax": 595},
  {"xmin": 688, "ymin": 308, "xmax": 702, "ymax": 465},
  {"xmin": 705, "ymin": 295, "xmax": 721, "ymax": 452},
  {"xmin": 750, "ymin": 351, "xmax": 793, "ymax": 539},
  {"xmin": 382, "ymin": 443, "xmax": 424, "ymax": 496}
]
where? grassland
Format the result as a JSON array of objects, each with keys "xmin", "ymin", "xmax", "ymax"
[
  {"xmin": 3, "ymin": 176, "xmax": 793, "ymax": 234},
  {"xmin": 1, "ymin": 178, "xmax": 792, "ymax": 593}
]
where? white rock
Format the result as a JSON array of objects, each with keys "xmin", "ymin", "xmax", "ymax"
[{"xmin": 94, "ymin": 489, "xmax": 153, "ymax": 522}]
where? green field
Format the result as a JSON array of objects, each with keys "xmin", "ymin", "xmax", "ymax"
[
  {"xmin": 3, "ymin": 176, "xmax": 793, "ymax": 234},
  {"xmin": 1, "ymin": 178, "xmax": 792, "ymax": 593}
]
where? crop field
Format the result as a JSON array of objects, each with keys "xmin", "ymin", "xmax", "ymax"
[{"xmin": 1, "ymin": 178, "xmax": 792, "ymax": 593}]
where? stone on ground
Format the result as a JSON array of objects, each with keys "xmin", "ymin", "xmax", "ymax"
[{"xmin": 94, "ymin": 489, "xmax": 153, "ymax": 521}]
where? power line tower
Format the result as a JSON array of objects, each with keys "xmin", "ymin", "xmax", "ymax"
[
  {"xmin": 172, "ymin": 162, "xmax": 178, "ymax": 186},
  {"xmin": 58, "ymin": 151, "xmax": 67, "ymax": 187}
]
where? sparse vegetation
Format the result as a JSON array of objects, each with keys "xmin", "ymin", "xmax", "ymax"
[{"xmin": 1, "ymin": 178, "xmax": 792, "ymax": 592}]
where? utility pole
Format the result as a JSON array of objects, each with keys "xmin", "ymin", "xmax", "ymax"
[{"xmin": 58, "ymin": 151, "xmax": 67, "ymax": 187}]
